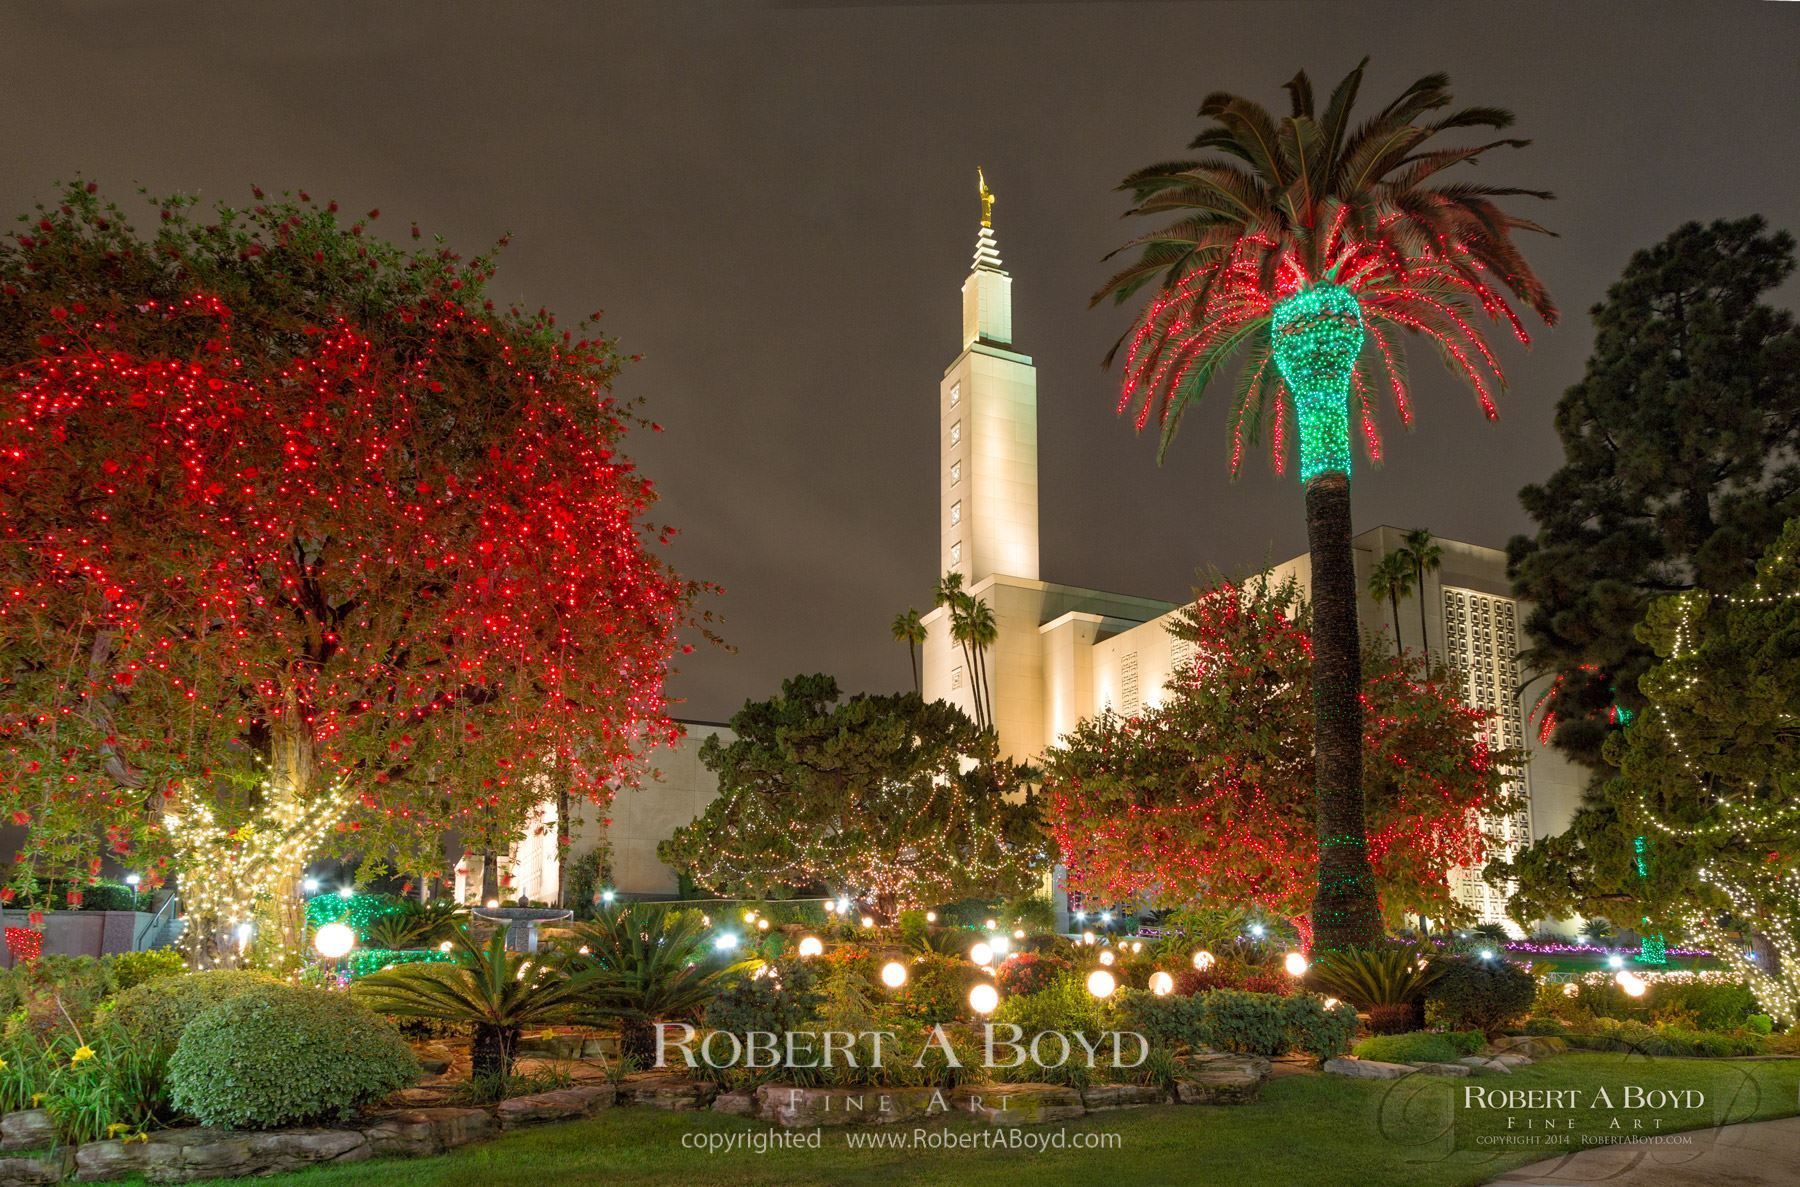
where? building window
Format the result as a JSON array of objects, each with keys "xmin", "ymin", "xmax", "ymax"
[
  {"xmin": 949, "ymin": 421, "xmax": 961, "ymax": 447},
  {"xmin": 949, "ymin": 382, "xmax": 961, "ymax": 408},
  {"xmin": 949, "ymin": 541, "xmax": 962, "ymax": 565},
  {"xmin": 951, "ymin": 665, "xmax": 963, "ymax": 690},
  {"xmin": 950, "ymin": 500, "xmax": 962, "ymax": 527},
  {"xmin": 950, "ymin": 460, "xmax": 961, "ymax": 486},
  {"xmin": 1120, "ymin": 651, "xmax": 1140, "ymax": 716}
]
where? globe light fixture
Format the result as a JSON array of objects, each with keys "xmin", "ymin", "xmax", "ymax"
[
  {"xmin": 124, "ymin": 873, "xmax": 141, "ymax": 888},
  {"xmin": 1561, "ymin": 982, "xmax": 1579, "ymax": 998},
  {"xmin": 985, "ymin": 919, "xmax": 997, "ymax": 931},
  {"xmin": 439, "ymin": 940, "xmax": 454, "ymax": 953},
  {"xmin": 1013, "ymin": 929, "xmax": 1026, "ymax": 940},
  {"xmin": 338, "ymin": 886, "xmax": 355, "ymax": 900},
  {"xmin": 1284, "ymin": 951, "xmax": 1310, "ymax": 977},
  {"xmin": 1615, "ymin": 970, "xmax": 1647, "ymax": 998},
  {"xmin": 714, "ymin": 933, "xmax": 740, "ymax": 952},
  {"xmin": 1081, "ymin": 931, "xmax": 1096, "ymax": 945},
  {"xmin": 1478, "ymin": 949, "xmax": 1495, "ymax": 961},
  {"xmin": 969, "ymin": 982, "xmax": 1000, "ymax": 1015},
  {"xmin": 860, "ymin": 916, "xmax": 875, "ymax": 929},
  {"xmin": 757, "ymin": 918, "xmax": 771, "ymax": 931},
  {"xmin": 988, "ymin": 934, "xmax": 1011, "ymax": 956},
  {"xmin": 925, "ymin": 911, "xmax": 938, "ymax": 923},
  {"xmin": 1086, "ymin": 969, "xmax": 1117, "ymax": 999},
  {"xmin": 1192, "ymin": 950, "xmax": 1215, "ymax": 972},
  {"xmin": 601, "ymin": 889, "xmax": 616, "ymax": 905},
  {"xmin": 836, "ymin": 896, "xmax": 852, "ymax": 915},
  {"xmin": 313, "ymin": 922, "xmax": 355, "ymax": 960},
  {"xmin": 1606, "ymin": 954, "xmax": 1624, "ymax": 970},
  {"xmin": 797, "ymin": 936, "xmax": 824, "ymax": 958},
  {"xmin": 1098, "ymin": 949, "xmax": 1116, "ymax": 967},
  {"xmin": 881, "ymin": 961, "xmax": 909, "ymax": 989},
  {"xmin": 486, "ymin": 899, "xmax": 499, "ymax": 909},
  {"xmin": 969, "ymin": 941, "xmax": 994, "ymax": 967},
  {"xmin": 1149, "ymin": 971, "xmax": 1175, "ymax": 997}
]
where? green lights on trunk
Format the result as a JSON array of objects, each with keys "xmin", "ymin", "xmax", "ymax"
[{"xmin": 1271, "ymin": 283, "xmax": 1365, "ymax": 484}]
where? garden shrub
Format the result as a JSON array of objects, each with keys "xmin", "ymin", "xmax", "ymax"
[
  {"xmin": 1523, "ymin": 1015, "xmax": 1570, "ymax": 1036},
  {"xmin": 1648, "ymin": 981, "xmax": 1756, "ymax": 1031},
  {"xmin": 1198, "ymin": 990, "xmax": 1287, "ymax": 1057},
  {"xmin": 1746, "ymin": 1014, "xmax": 1774, "ymax": 1036},
  {"xmin": 1283, "ymin": 994, "xmax": 1358, "ymax": 1060},
  {"xmin": 704, "ymin": 958, "xmax": 822, "ymax": 1037},
  {"xmin": 1425, "ymin": 956, "xmax": 1536, "ymax": 1036},
  {"xmin": 1352, "ymin": 1030, "xmax": 1482, "ymax": 1064},
  {"xmin": 168, "ymin": 984, "xmax": 418, "ymax": 1128},
  {"xmin": 991, "ymin": 972, "xmax": 1110, "ymax": 1038},
  {"xmin": 109, "ymin": 969, "xmax": 281, "ymax": 1055},
  {"xmin": 1113, "ymin": 989, "xmax": 1205, "ymax": 1052},
  {"xmin": 0, "ymin": 955, "xmax": 118, "ymax": 1038},
  {"xmin": 894, "ymin": 954, "xmax": 978, "ymax": 1024},
  {"xmin": 105, "ymin": 949, "xmax": 187, "ymax": 993},
  {"xmin": 996, "ymin": 952, "xmax": 1072, "ymax": 997}
]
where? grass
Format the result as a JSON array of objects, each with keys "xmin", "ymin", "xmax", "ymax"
[{"xmin": 211, "ymin": 1055, "xmax": 1800, "ymax": 1187}]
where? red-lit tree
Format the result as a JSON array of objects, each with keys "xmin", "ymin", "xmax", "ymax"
[
  {"xmin": 0, "ymin": 183, "xmax": 706, "ymax": 941},
  {"xmin": 1094, "ymin": 62, "xmax": 1556, "ymax": 948},
  {"xmin": 1041, "ymin": 577, "xmax": 1518, "ymax": 943}
]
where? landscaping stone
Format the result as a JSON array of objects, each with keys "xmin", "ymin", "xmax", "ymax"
[
  {"xmin": 756, "ymin": 1085, "xmax": 947, "ymax": 1128},
  {"xmin": 964, "ymin": 1085, "xmax": 1084, "ymax": 1126},
  {"xmin": 1081, "ymin": 1083, "xmax": 1167, "ymax": 1110},
  {"xmin": 1176, "ymin": 1061, "xmax": 1268, "ymax": 1104},
  {"xmin": 711, "ymin": 1091, "xmax": 757, "ymax": 1118},
  {"xmin": 1322, "ymin": 1058, "xmax": 1413, "ymax": 1080},
  {"xmin": 620, "ymin": 1073, "xmax": 715, "ymax": 1111},
  {"xmin": 1409, "ymin": 1062, "xmax": 1470, "ymax": 1077},
  {"xmin": 0, "ymin": 1111, "xmax": 56, "ymax": 1152},
  {"xmin": 1492, "ymin": 1053, "xmax": 1534, "ymax": 1068},
  {"xmin": 1489, "ymin": 1035, "xmax": 1566, "ymax": 1061},
  {"xmin": 495, "ymin": 1085, "xmax": 617, "ymax": 1128},
  {"xmin": 0, "ymin": 1152, "xmax": 67, "ymax": 1186},
  {"xmin": 359, "ymin": 1108, "xmax": 492, "ymax": 1158}
]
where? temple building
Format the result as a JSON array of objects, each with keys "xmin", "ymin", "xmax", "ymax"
[{"xmin": 496, "ymin": 179, "xmax": 1585, "ymax": 935}]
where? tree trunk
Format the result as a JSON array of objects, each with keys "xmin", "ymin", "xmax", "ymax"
[
  {"xmin": 909, "ymin": 644, "xmax": 920, "ymax": 697},
  {"xmin": 1415, "ymin": 563, "xmax": 1431, "ymax": 661},
  {"xmin": 618, "ymin": 1017, "xmax": 658, "ymax": 1069},
  {"xmin": 267, "ymin": 723, "xmax": 316, "ymax": 958},
  {"xmin": 471, "ymin": 1022, "xmax": 521, "ymax": 1080},
  {"xmin": 556, "ymin": 787, "xmax": 572, "ymax": 908},
  {"xmin": 1303, "ymin": 472, "xmax": 1383, "ymax": 951},
  {"xmin": 1388, "ymin": 592, "xmax": 1402, "ymax": 658},
  {"xmin": 479, "ymin": 850, "xmax": 500, "ymax": 905}
]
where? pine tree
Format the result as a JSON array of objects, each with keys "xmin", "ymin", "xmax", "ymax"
[{"xmin": 1509, "ymin": 218, "xmax": 1800, "ymax": 770}]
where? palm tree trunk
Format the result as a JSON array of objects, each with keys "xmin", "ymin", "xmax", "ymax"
[
  {"xmin": 1303, "ymin": 472, "xmax": 1383, "ymax": 951},
  {"xmin": 1388, "ymin": 592, "xmax": 1402, "ymax": 658},
  {"xmin": 471, "ymin": 1022, "xmax": 521, "ymax": 1080},
  {"xmin": 1415, "ymin": 562, "xmax": 1430, "ymax": 660},
  {"xmin": 909, "ymin": 643, "xmax": 920, "ymax": 697}
]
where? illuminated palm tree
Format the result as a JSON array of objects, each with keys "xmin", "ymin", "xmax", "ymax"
[
  {"xmin": 890, "ymin": 608, "xmax": 926, "ymax": 695},
  {"xmin": 1368, "ymin": 550, "xmax": 1415, "ymax": 657},
  {"xmin": 1094, "ymin": 60, "xmax": 1556, "ymax": 949},
  {"xmin": 1402, "ymin": 528, "xmax": 1443, "ymax": 659}
]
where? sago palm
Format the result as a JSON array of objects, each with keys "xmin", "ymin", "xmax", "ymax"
[
  {"xmin": 1095, "ymin": 60, "xmax": 1556, "ymax": 950},
  {"xmin": 351, "ymin": 925, "xmax": 610, "ymax": 1079},
  {"xmin": 566, "ymin": 905, "xmax": 752, "ymax": 1066}
]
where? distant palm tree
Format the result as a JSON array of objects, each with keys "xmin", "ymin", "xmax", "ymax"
[
  {"xmin": 1093, "ymin": 61, "xmax": 1556, "ymax": 950},
  {"xmin": 1402, "ymin": 529, "xmax": 1443, "ymax": 659},
  {"xmin": 1368, "ymin": 551, "xmax": 1415, "ymax": 657},
  {"xmin": 966, "ymin": 598, "xmax": 998, "ymax": 731},
  {"xmin": 890, "ymin": 608, "xmax": 926, "ymax": 695},
  {"xmin": 935, "ymin": 573, "xmax": 995, "ymax": 730}
]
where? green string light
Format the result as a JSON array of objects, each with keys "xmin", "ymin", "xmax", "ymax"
[
  {"xmin": 1270, "ymin": 283, "xmax": 1365, "ymax": 484},
  {"xmin": 1631, "ymin": 836, "xmax": 1667, "ymax": 966}
]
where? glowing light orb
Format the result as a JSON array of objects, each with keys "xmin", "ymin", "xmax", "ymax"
[
  {"xmin": 1284, "ymin": 952, "xmax": 1310, "ymax": 977},
  {"xmin": 1192, "ymin": 950, "xmax": 1215, "ymax": 972},
  {"xmin": 1149, "ymin": 971, "xmax": 1175, "ymax": 997},
  {"xmin": 1086, "ymin": 969, "xmax": 1117, "ymax": 999},
  {"xmin": 926, "ymin": 911, "xmax": 938, "ymax": 923},
  {"xmin": 988, "ymin": 934, "xmax": 1011, "ymax": 957},
  {"xmin": 797, "ymin": 936, "xmax": 824, "ymax": 958},
  {"xmin": 1098, "ymin": 949, "xmax": 1116, "ymax": 966},
  {"xmin": 1616, "ymin": 971, "xmax": 1647, "ymax": 998},
  {"xmin": 757, "ymin": 919, "xmax": 771, "ymax": 931},
  {"xmin": 1561, "ymin": 983, "xmax": 1578, "ymax": 998},
  {"xmin": 969, "ymin": 942, "xmax": 994, "ymax": 967},
  {"xmin": 714, "ymin": 933, "xmax": 740, "ymax": 951},
  {"xmin": 969, "ymin": 983, "xmax": 999, "ymax": 1015},
  {"xmin": 881, "ymin": 961, "xmax": 909, "ymax": 989},
  {"xmin": 313, "ymin": 923, "xmax": 355, "ymax": 960},
  {"xmin": 860, "ymin": 916, "xmax": 875, "ymax": 929}
]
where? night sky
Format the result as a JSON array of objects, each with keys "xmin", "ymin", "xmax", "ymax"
[{"xmin": 5, "ymin": 2, "xmax": 1798, "ymax": 724}]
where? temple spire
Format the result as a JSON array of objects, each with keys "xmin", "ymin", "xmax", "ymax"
[{"xmin": 963, "ymin": 169, "xmax": 1011, "ymax": 345}]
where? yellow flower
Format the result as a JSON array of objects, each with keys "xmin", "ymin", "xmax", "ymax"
[
  {"xmin": 70, "ymin": 1045, "xmax": 95, "ymax": 1065},
  {"xmin": 30, "ymin": 1093, "xmax": 45, "ymax": 1106},
  {"xmin": 0, "ymin": 1056, "xmax": 8, "ymax": 1072}
]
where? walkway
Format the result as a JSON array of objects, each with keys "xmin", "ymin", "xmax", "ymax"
[{"xmin": 1494, "ymin": 1115, "xmax": 1800, "ymax": 1185}]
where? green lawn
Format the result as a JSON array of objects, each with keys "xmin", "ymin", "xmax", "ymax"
[{"xmin": 215, "ymin": 1055, "xmax": 1800, "ymax": 1187}]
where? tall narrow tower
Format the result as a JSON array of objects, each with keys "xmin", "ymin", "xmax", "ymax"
[{"xmin": 940, "ymin": 170, "xmax": 1039, "ymax": 584}]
